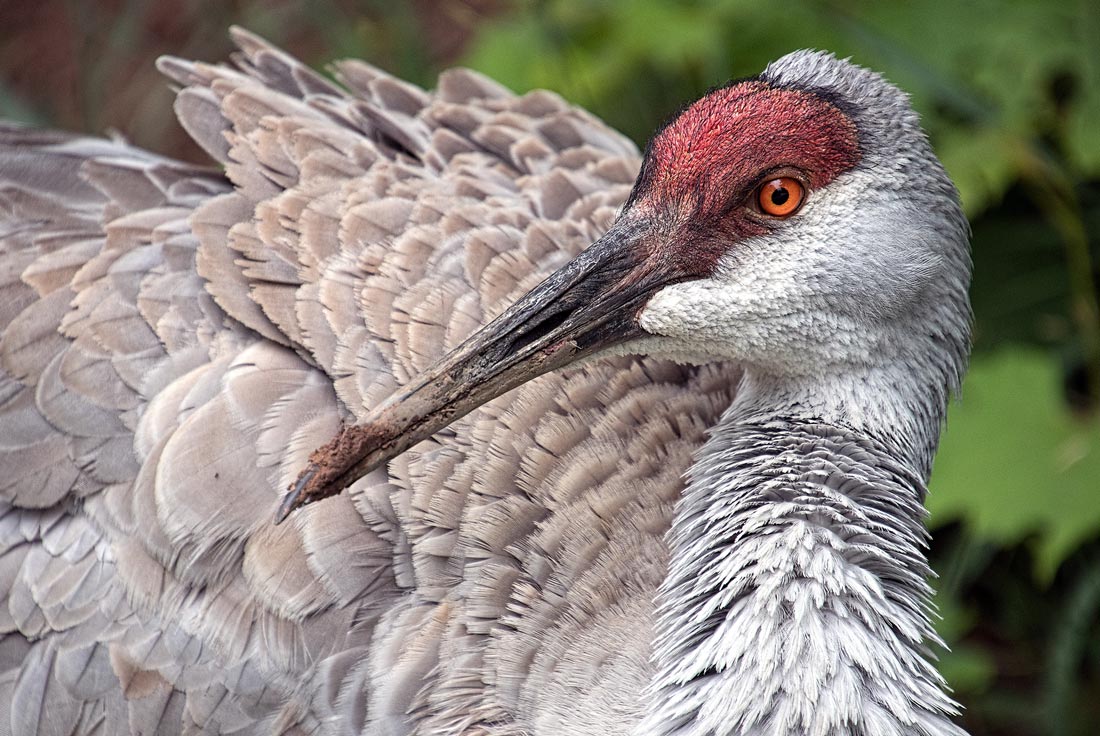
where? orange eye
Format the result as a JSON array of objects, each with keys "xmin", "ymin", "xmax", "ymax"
[{"xmin": 756, "ymin": 177, "xmax": 805, "ymax": 217}]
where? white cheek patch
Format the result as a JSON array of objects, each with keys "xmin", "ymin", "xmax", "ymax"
[
  {"xmin": 637, "ymin": 275, "xmax": 798, "ymax": 366},
  {"xmin": 639, "ymin": 281, "xmax": 727, "ymax": 339},
  {"xmin": 635, "ymin": 245, "xmax": 890, "ymax": 374},
  {"xmin": 639, "ymin": 286, "xmax": 689, "ymax": 337},
  {"xmin": 638, "ymin": 249, "xmax": 806, "ymax": 340}
]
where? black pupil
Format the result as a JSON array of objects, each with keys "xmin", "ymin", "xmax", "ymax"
[{"xmin": 771, "ymin": 186, "xmax": 790, "ymax": 206}]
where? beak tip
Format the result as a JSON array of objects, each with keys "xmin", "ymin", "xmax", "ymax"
[
  {"xmin": 273, "ymin": 422, "xmax": 397, "ymax": 525},
  {"xmin": 274, "ymin": 465, "xmax": 317, "ymax": 524}
]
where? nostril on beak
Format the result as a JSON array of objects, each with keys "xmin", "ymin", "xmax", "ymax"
[{"xmin": 507, "ymin": 306, "xmax": 576, "ymax": 355}]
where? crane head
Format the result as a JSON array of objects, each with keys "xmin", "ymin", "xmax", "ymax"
[{"xmin": 276, "ymin": 50, "xmax": 970, "ymax": 522}]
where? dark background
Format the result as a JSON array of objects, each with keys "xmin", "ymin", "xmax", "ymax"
[{"xmin": 2, "ymin": 1, "xmax": 1098, "ymax": 732}]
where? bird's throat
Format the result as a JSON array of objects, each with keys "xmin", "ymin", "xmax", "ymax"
[{"xmin": 640, "ymin": 416, "xmax": 967, "ymax": 736}]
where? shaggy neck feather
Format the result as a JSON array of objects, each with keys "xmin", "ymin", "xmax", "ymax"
[{"xmin": 639, "ymin": 366, "xmax": 967, "ymax": 736}]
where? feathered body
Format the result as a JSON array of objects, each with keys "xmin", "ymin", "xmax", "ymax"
[{"xmin": 0, "ymin": 30, "xmax": 969, "ymax": 736}]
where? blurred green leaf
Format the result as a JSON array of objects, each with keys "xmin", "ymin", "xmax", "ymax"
[
  {"xmin": 940, "ymin": 643, "xmax": 999, "ymax": 695},
  {"xmin": 929, "ymin": 349, "xmax": 1100, "ymax": 578}
]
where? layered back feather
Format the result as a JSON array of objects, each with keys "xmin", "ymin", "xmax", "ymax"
[{"xmin": 0, "ymin": 29, "xmax": 735, "ymax": 735}]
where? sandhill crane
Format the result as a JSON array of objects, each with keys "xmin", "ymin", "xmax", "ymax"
[{"xmin": 0, "ymin": 27, "xmax": 970, "ymax": 736}]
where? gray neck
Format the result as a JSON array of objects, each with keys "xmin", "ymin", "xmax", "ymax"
[{"xmin": 639, "ymin": 372, "xmax": 967, "ymax": 736}]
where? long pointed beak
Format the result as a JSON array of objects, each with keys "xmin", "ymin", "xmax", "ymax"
[{"xmin": 276, "ymin": 216, "xmax": 673, "ymax": 522}]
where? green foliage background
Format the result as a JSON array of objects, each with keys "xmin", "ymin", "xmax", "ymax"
[{"xmin": 2, "ymin": 1, "xmax": 1097, "ymax": 733}]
